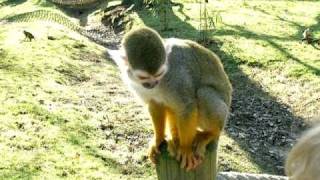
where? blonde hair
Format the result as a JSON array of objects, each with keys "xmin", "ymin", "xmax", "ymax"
[{"xmin": 285, "ymin": 124, "xmax": 320, "ymax": 180}]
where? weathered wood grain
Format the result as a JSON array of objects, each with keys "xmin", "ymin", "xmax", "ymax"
[{"xmin": 156, "ymin": 141, "xmax": 218, "ymax": 180}]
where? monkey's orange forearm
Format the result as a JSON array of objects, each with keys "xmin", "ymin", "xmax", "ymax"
[
  {"xmin": 165, "ymin": 108, "xmax": 178, "ymax": 140},
  {"xmin": 148, "ymin": 101, "xmax": 166, "ymax": 144},
  {"xmin": 177, "ymin": 109, "xmax": 198, "ymax": 149}
]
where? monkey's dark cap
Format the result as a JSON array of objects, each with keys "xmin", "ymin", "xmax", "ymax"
[{"xmin": 122, "ymin": 27, "xmax": 166, "ymax": 74}]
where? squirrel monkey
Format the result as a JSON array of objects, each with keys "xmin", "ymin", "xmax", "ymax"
[
  {"xmin": 108, "ymin": 27, "xmax": 232, "ymax": 170},
  {"xmin": 285, "ymin": 123, "xmax": 320, "ymax": 180}
]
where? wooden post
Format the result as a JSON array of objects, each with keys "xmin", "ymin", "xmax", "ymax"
[{"xmin": 156, "ymin": 141, "xmax": 218, "ymax": 180}]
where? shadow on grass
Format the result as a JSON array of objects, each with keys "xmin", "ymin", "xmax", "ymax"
[
  {"xmin": 171, "ymin": 1, "xmax": 191, "ymax": 22},
  {"xmin": 212, "ymin": 4, "xmax": 320, "ymax": 75},
  {"xmin": 66, "ymin": 130, "xmax": 127, "ymax": 174},
  {"xmin": 0, "ymin": 164, "xmax": 38, "ymax": 180},
  {"xmin": 221, "ymin": 24, "xmax": 320, "ymax": 76},
  {"xmin": 67, "ymin": 131, "xmax": 147, "ymax": 177},
  {"xmin": 253, "ymin": 6, "xmax": 320, "ymax": 52},
  {"xmin": 135, "ymin": 5, "xmax": 307, "ymax": 174},
  {"xmin": 253, "ymin": 5, "xmax": 320, "ymax": 34},
  {"xmin": 0, "ymin": 0, "xmax": 27, "ymax": 7}
]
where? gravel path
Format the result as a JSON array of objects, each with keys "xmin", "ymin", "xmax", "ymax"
[{"xmin": 218, "ymin": 172, "xmax": 288, "ymax": 180}]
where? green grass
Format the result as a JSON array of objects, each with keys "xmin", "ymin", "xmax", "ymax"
[
  {"xmin": 1, "ymin": 0, "xmax": 320, "ymax": 179},
  {"xmin": 0, "ymin": 21, "xmax": 155, "ymax": 179}
]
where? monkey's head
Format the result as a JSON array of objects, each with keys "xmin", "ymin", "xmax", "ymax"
[{"xmin": 108, "ymin": 27, "xmax": 168, "ymax": 89}]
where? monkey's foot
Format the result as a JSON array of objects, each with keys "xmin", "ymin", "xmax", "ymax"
[
  {"xmin": 167, "ymin": 138, "xmax": 179, "ymax": 157},
  {"xmin": 148, "ymin": 141, "xmax": 162, "ymax": 164},
  {"xmin": 176, "ymin": 147, "xmax": 202, "ymax": 171},
  {"xmin": 193, "ymin": 141, "xmax": 206, "ymax": 161}
]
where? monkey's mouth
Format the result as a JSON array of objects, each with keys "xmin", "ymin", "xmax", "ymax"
[{"xmin": 142, "ymin": 81, "xmax": 158, "ymax": 89}]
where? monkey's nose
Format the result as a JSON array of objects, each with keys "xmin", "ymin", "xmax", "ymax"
[{"xmin": 142, "ymin": 81, "xmax": 158, "ymax": 89}]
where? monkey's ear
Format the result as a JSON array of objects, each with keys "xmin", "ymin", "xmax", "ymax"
[{"xmin": 106, "ymin": 49, "xmax": 128, "ymax": 68}]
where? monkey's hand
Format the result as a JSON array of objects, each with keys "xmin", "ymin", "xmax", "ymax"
[
  {"xmin": 148, "ymin": 139, "xmax": 163, "ymax": 164},
  {"xmin": 167, "ymin": 138, "xmax": 179, "ymax": 157},
  {"xmin": 176, "ymin": 146, "xmax": 202, "ymax": 171},
  {"xmin": 193, "ymin": 140, "xmax": 207, "ymax": 161}
]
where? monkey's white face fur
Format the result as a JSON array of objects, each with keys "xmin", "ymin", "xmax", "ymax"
[
  {"xmin": 107, "ymin": 48, "xmax": 168, "ymax": 90},
  {"xmin": 130, "ymin": 65, "xmax": 167, "ymax": 89}
]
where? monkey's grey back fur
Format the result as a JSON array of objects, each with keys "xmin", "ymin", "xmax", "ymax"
[
  {"xmin": 137, "ymin": 38, "xmax": 232, "ymax": 124},
  {"xmin": 159, "ymin": 38, "xmax": 232, "ymax": 106}
]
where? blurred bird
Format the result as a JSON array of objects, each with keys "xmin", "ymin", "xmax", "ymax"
[
  {"xmin": 302, "ymin": 28, "xmax": 313, "ymax": 44},
  {"xmin": 23, "ymin": 30, "xmax": 35, "ymax": 41}
]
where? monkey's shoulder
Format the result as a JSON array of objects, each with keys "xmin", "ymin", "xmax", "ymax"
[
  {"xmin": 164, "ymin": 38, "xmax": 220, "ymax": 62},
  {"xmin": 164, "ymin": 38, "xmax": 224, "ymax": 78}
]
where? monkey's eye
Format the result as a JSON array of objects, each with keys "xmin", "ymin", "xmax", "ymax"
[
  {"xmin": 155, "ymin": 70, "xmax": 165, "ymax": 77},
  {"xmin": 137, "ymin": 75, "xmax": 149, "ymax": 80}
]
